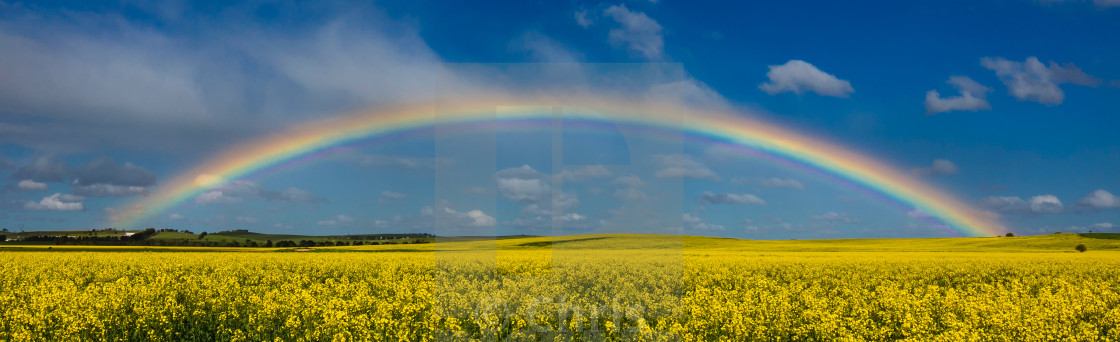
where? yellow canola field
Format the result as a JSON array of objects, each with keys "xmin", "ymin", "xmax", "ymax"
[{"xmin": 1, "ymin": 248, "xmax": 1119, "ymax": 341}]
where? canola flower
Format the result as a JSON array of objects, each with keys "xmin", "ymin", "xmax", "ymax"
[{"xmin": 0, "ymin": 249, "xmax": 1118, "ymax": 341}]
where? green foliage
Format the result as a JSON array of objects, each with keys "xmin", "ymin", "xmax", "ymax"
[{"xmin": 1076, "ymin": 244, "xmax": 1088, "ymax": 252}]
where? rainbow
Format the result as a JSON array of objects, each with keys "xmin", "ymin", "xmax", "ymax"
[{"xmin": 121, "ymin": 95, "xmax": 1003, "ymax": 236}]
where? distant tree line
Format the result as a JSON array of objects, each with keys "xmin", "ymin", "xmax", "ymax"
[{"xmin": 5, "ymin": 228, "xmax": 432, "ymax": 248}]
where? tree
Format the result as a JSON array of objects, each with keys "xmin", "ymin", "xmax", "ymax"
[
  {"xmin": 1076, "ymin": 244, "xmax": 1087, "ymax": 253},
  {"xmin": 198, "ymin": 231, "xmax": 207, "ymax": 240},
  {"xmin": 264, "ymin": 240, "xmax": 273, "ymax": 248},
  {"xmin": 1004, "ymin": 232, "xmax": 1014, "ymax": 237}
]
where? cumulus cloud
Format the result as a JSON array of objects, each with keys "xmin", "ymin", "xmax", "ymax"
[
  {"xmin": 72, "ymin": 157, "xmax": 156, "ymax": 187},
  {"xmin": 0, "ymin": 3, "xmax": 487, "ymax": 153},
  {"xmin": 759, "ymin": 60, "xmax": 854, "ymax": 97},
  {"xmin": 553, "ymin": 212, "xmax": 586, "ymax": 223},
  {"xmin": 925, "ymin": 76, "xmax": 992, "ymax": 114},
  {"xmin": 496, "ymin": 165, "xmax": 552, "ymax": 202},
  {"xmin": 654, "ymin": 154, "xmax": 718, "ymax": 180},
  {"xmin": 574, "ymin": 9, "xmax": 593, "ymax": 28},
  {"xmin": 697, "ymin": 191, "xmax": 766, "ymax": 205},
  {"xmin": 981, "ymin": 56, "xmax": 1100, "ymax": 105},
  {"xmin": 810, "ymin": 212, "xmax": 861, "ymax": 224},
  {"xmin": 911, "ymin": 159, "xmax": 959, "ymax": 176},
  {"xmin": 980, "ymin": 195, "xmax": 1063, "ymax": 214},
  {"xmin": 682, "ymin": 213, "xmax": 725, "ymax": 231},
  {"xmin": 647, "ymin": 79, "xmax": 730, "ymax": 109},
  {"xmin": 511, "ymin": 31, "xmax": 584, "ymax": 64},
  {"xmin": 760, "ymin": 178, "xmax": 804, "ymax": 189},
  {"xmin": 603, "ymin": 4, "xmax": 664, "ymax": 60},
  {"xmin": 1078, "ymin": 190, "xmax": 1120, "ymax": 209},
  {"xmin": 10, "ymin": 157, "xmax": 71, "ymax": 183},
  {"xmin": 493, "ymin": 165, "xmax": 585, "ymax": 228},
  {"xmin": 23, "ymin": 193, "xmax": 84, "ymax": 211},
  {"xmin": 441, "ymin": 207, "xmax": 496, "ymax": 227},
  {"xmin": 9, "ymin": 157, "xmax": 156, "ymax": 197},
  {"xmin": 378, "ymin": 190, "xmax": 407, "ymax": 203},
  {"xmin": 14, "ymin": 179, "xmax": 47, "ymax": 191},
  {"xmin": 71, "ymin": 183, "xmax": 146, "ymax": 197},
  {"xmin": 195, "ymin": 190, "xmax": 242, "ymax": 205},
  {"xmin": 193, "ymin": 180, "xmax": 323, "ymax": 204}
]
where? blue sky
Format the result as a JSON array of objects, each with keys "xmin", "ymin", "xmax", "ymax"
[{"xmin": 0, "ymin": 0, "xmax": 1117, "ymax": 238}]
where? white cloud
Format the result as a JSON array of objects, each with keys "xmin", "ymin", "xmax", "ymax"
[
  {"xmin": 980, "ymin": 194, "xmax": 1063, "ymax": 214},
  {"xmin": 71, "ymin": 183, "xmax": 146, "ymax": 197},
  {"xmin": 511, "ymin": 31, "xmax": 584, "ymax": 64},
  {"xmin": 195, "ymin": 190, "xmax": 242, "ymax": 205},
  {"xmin": 378, "ymin": 190, "xmax": 407, "ymax": 203},
  {"xmin": 1092, "ymin": 222, "xmax": 1115, "ymax": 229},
  {"xmin": 1078, "ymin": 190, "xmax": 1120, "ymax": 208},
  {"xmin": 603, "ymin": 4, "xmax": 664, "ymax": 60},
  {"xmin": 654, "ymin": 154, "xmax": 718, "ymax": 180},
  {"xmin": 925, "ymin": 76, "xmax": 992, "ymax": 114},
  {"xmin": 495, "ymin": 165, "xmax": 551, "ymax": 202},
  {"xmin": 810, "ymin": 211, "xmax": 861, "ymax": 224},
  {"xmin": 1030, "ymin": 195, "xmax": 1064, "ymax": 213},
  {"xmin": 911, "ymin": 159, "xmax": 959, "ymax": 176},
  {"xmin": 24, "ymin": 193, "xmax": 84, "ymax": 211},
  {"xmin": 574, "ymin": 9, "xmax": 593, "ymax": 28},
  {"xmin": 193, "ymin": 180, "xmax": 321, "ymax": 204},
  {"xmin": 442, "ymin": 207, "xmax": 496, "ymax": 227},
  {"xmin": 682, "ymin": 213, "xmax": 725, "ymax": 231},
  {"xmin": 169, "ymin": 213, "xmax": 185, "ymax": 220},
  {"xmin": 497, "ymin": 178, "xmax": 551, "ymax": 202},
  {"xmin": 760, "ymin": 178, "xmax": 804, "ymax": 189},
  {"xmin": 0, "ymin": 5, "xmax": 484, "ymax": 152},
  {"xmin": 697, "ymin": 191, "xmax": 766, "ymax": 205},
  {"xmin": 759, "ymin": 60, "xmax": 854, "ymax": 97},
  {"xmin": 981, "ymin": 56, "xmax": 1100, "ymax": 105},
  {"xmin": 553, "ymin": 213, "xmax": 586, "ymax": 223},
  {"xmin": 15, "ymin": 179, "xmax": 47, "ymax": 191},
  {"xmin": 647, "ymin": 79, "xmax": 730, "ymax": 109}
]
